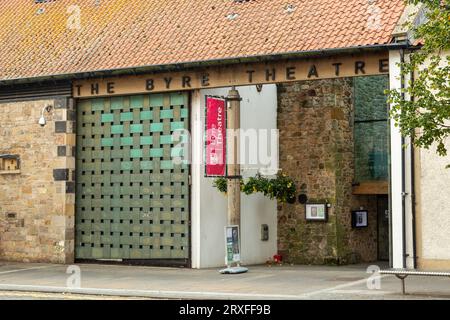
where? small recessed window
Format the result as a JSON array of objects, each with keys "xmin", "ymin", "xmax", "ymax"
[{"xmin": 0, "ymin": 154, "xmax": 20, "ymax": 175}]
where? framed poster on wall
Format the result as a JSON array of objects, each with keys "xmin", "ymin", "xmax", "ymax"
[
  {"xmin": 205, "ymin": 96, "xmax": 227, "ymax": 177},
  {"xmin": 352, "ymin": 210, "xmax": 369, "ymax": 228},
  {"xmin": 305, "ymin": 203, "xmax": 328, "ymax": 222}
]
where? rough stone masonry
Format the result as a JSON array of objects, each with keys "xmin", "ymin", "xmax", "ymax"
[
  {"xmin": 277, "ymin": 78, "xmax": 378, "ymax": 265},
  {"xmin": 0, "ymin": 98, "xmax": 75, "ymax": 263}
]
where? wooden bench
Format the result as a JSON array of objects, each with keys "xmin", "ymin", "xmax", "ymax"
[{"xmin": 380, "ymin": 269, "xmax": 450, "ymax": 295}]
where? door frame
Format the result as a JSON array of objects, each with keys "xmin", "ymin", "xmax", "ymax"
[{"xmin": 377, "ymin": 195, "xmax": 390, "ymax": 261}]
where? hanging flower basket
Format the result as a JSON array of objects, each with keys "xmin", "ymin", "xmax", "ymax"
[{"xmin": 213, "ymin": 173, "xmax": 297, "ymax": 204}]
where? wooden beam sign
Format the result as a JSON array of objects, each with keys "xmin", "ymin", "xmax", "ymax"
[{"xmin": 74, "ymin": 52, "xmax": 389, "ymax": 98}]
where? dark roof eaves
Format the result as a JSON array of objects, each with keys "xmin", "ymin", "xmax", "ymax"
[{"xmin": 0, "ymin": 43, "xmax": 409, "ymax": 86}]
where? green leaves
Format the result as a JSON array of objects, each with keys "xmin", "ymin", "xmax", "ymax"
[
  {"xmin": 387, "ymin": 1, "xmax": 450, "ymax": 158},
  {"xmin": 213, "ymin": 173, "xmax": 297, "ymax": 204},
  {"xmin": 212, "ymin": 177, "xmax": 228, "ymax": 193}
]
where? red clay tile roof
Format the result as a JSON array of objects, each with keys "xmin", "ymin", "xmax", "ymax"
[{"xmin": 0, "ymin": 0, "xmax": 405, "ymax": 81}]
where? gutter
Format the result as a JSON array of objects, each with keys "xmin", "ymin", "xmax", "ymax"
[
  {"xmin": 0, "ymin": 43, "xmax": 408, "ymax": 86},
  {"xmin": 410, "ymin": 66, "xmax": 418, "ymax": 269},
  {"xmin": 398, "ymin": 47, "xmax": 419, "ymax": 270}
]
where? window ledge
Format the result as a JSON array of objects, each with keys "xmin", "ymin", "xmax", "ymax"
[
  {"xmin": 353, "ymin": 180, "xmax": 388, "ymax": 195},
  {"xmin": 0, "ymin": 170, "xmax": 21, "ymax": 175}
]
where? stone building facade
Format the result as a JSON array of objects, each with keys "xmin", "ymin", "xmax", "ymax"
[
  {"xmin": 0, "ymin": 98, "xmax": 75, "ymax": 263},
  {"xmin": 0, "ymin": 76, "xmax": 389, "ymax": 267},
  {"xmin": 277, "ymin": 78, "xmax": 384, "ymax": 265}
]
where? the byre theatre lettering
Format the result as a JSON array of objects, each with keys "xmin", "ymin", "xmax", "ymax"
[{"xmin": 74, "ymin": 54, "xmax": 389, "ymax": 97}]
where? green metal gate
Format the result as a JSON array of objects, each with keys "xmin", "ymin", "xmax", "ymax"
[{"xmin": 75, "ymin": 93, "xmax": 190, "ymax": 263}]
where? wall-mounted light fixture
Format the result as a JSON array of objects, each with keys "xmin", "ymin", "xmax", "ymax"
[
  {"xmin": 298, "ymin": 194, "xmax": 308, "ymax": 204},
  {"xmin": 38, "ymin": 105, "xmax": 53, "ymax": 127}
]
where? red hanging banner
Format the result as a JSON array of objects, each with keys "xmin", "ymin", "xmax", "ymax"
[{"xmin": 205, "ymin": 96, "xmax": 227, "ymax": 177}]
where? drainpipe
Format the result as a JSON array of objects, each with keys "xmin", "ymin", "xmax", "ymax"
[
  {"xmin": 410, "ymin": 65, "xmax": 418, "ymax": 269},
  {"xmin": 400, "ymin": 49, "xmax": 407, "ymax": 269},
  {"xmin": 388, "ymin": 130, "xmax": 393, "ymax": 268}
]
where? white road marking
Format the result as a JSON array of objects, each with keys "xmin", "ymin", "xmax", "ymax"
[
  {"xmin": 297, "ymin": 275, "xmax": 391, "ymax": 298},
  {"xmin": 0, "ymin": 290, "xmax": 143, "ymax": 300},
  {"xmin": 0, "ymin": 284, "xmax": 312, "ymax": 300},
  {"xmin": 0, "ymin": 265, "xmax": 57, "ymax": 275},
  {"xmin": 329, "ymin": 289, "xmax": 393, "ymax": 295}
]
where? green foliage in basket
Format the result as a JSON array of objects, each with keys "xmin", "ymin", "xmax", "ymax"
[{"xmin": 213, "ymin": 173, "xmax": 297, "ymax": 204}]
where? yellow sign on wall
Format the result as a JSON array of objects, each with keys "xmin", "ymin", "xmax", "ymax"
[{"xmin": 74, "ymin": 52, "xmax": 389, "ymax": 98}]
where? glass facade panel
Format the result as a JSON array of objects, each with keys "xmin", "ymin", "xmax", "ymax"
[{"xmin": 354, "ymin": 75, "xmax": 389, "ymax": 182}]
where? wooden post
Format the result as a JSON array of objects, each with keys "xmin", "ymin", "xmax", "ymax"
[
  {"xmin": 220, "ymin": 88, "xmax": 249, "ymax": 273},
  {"xmin": 227, "ymin": 88, "xmax": 241, "ymax": 226}
]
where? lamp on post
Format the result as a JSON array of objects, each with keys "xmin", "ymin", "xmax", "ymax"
[{"xmin": 220, "ymin": 87, "xmax": 248, "ymax": 275}]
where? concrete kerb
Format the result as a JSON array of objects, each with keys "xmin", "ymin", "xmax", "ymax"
[{"xmin": 0, "ymin": 284, "xmax": 304, "ymax": 300}]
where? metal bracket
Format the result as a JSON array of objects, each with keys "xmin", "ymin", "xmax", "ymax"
[
  {"xmin": 395, "ymin": 274, "xmax": 409, "ymax": 295},
  {"xmin": 224, "ymin": 97, "xmax": 243, "ymax": 102},
  {"xmin": 226, "ymin": 175, "xmax": 242, "ymax": 180}
]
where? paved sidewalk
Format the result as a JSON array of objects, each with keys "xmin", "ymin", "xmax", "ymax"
[{"xmin": 0, "ymin": 262, "xmax": 449, "ymax": 300}]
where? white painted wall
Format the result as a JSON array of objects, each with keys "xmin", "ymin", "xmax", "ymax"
[
  {"xmin": 191, "ymin": 85, "xmax": 278, "ymax": 268},
  {"xmin": 402, "ymin": 53, "xmax": 415, "ymax": 270},
  {"xmin": 391, "ymin": 49, "xmax": 450, "ymax": 269},
  {"xmin": 389, "ymin": 50, "xmax": 405, "ymax": 269},
  {"xmin": 419, "ymin": 138, "xmax": 450, "ymax": 261},
  {"xmin": 416, "ymin": 51, "xmax": 450, "ymax": 264}
]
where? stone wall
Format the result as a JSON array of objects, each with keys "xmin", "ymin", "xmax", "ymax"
[
  {"xmin": 277, "ymin": 78, "xmax": 379, "ymax": 265},
  {"xmin": 0, "ymin": 98, "xmax": 75, "ymax": 263}
]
